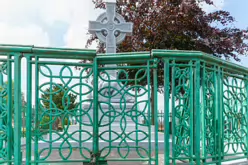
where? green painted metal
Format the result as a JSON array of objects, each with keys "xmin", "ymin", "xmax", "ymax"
[
  {"xmin": 14, "ymin": 54, "xmax": 22, "ymax": 164},
  {"xmin": 153, "ymin": 59, "xmax": 159, "ymax": 165},
  {"xmin": 195, "ymin": 60, "xmax": 201, "ymax": 164},
  {"xmin": 153, "ymin": 50, "xmax": 248, "ymax": 164},
  {"xmin": 0, "ymin": 57, "xmax": 14, "ymax": 165},
  {"xmin": 95, "ymin": 58, "xmax": 157, "ymax": 164},
  {"xmin": 147, "ymin": 60, "xmax": 152, "ymax": 165},
  {"xmin": 7, "ymin": 55, "xmax": 13, "ymax": 165},
  {"xmin": 163, "ymin": 59, "xmax": 170, "ymax": 165},
  {"xmin": 0, "ymin": 45, "xmax": 246, "ymax": 164},
  {"xmin": 25, "ymin": 55, "xmax": 32, "ymax": 165},
  {"xmin": 92, "ymin": 57, "xmax": 99, "ymax": 163}
]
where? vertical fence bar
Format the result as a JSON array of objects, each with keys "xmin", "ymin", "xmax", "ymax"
[
  {"xmin": 48, "ymin": 60, "xmax": 53, "ymax": 155},
  {"xmin": 79, "ymin": 60, "xmax": 83, "ymax": 158},
  {"xmin": 153, "ymin": 59, "xmax": 159, "ymax": 165},
  {"xmin": 218, "ymin": 67, "xmax": 224, "ymax": 163},
  {"xmin": 195, "ymin": 61, "xmax": 201, "ymax": 164},
  {"xmin": 214, "ymin": 66, "xmax": 221, "ymax": 164},
  {"xmin": 171, "ymin": 60, "xmax": 176, "ymax": 165},
  {"xmin": 7, "ymin": 55, "xmax": 13, "ymax": 165},
  {"xmin": 135, "ymin": 63, "xmax": 139, "ymax": 153},
  {"xmin": 201, "ymin": 63, "xmax": 206, "ymax": 162},
  {"xmin": 14, "ymin": 53, "xmax": 22, "ymax": 164},
  {"xmin": 246, "ymin": 75, "xmax": 248, "ymax": 159},
  {"xmin": 0, "ymin": 62, "xmax": 4, "ymax": 163},
  {"xmin": 0, "ymin": 65, "xmax": 3, "ymax": 150},
  {"xmin": 189, "ymin": 61, "xmax": 194, "ymax": 164},
  {"xmin": 147, "ymin": 60, "xmax": 152, "ymax": 165},
  {"xmin": 34, "ymin": 56, "xmax": 39, "ymax": 165},
  {"xmin": 213, "ymin": 66, "xmax": 218, "ymax": 163},
  {"xmin": 164, "ymin": 59, "xmax": 170, "ymax": 165},
  {"xmin": 26, "ymin": 55, "xmax": 32, "ymax": 165},
  {"xmin": 93, "ymin": 57, "xmax": 99, "ymax": 162}
]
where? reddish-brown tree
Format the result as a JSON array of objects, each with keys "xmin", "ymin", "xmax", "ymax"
[{"xmin": 87, "ymin": 0, "xmax": 248, "ymax": 60}]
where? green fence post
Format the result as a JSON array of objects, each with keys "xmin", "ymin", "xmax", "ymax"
[
  {"xmin": 34, "ymin": 56, "xmax": 39, "ymax": 165},
  {"xmin": 201, "ymin": 63, "xmax": 206, "ymax": 163},
  {"xmin": 0, "ymin": 64, "xmax": 3, "ymax": 154},
  {"xmin": 171, "ymin": 60, "xmax": 176, "ymax": 165},
  {"xmin": 212, "ymin": 66, "xmax": 218, "ymax": 163},
  {"xmin": 25, "ymin": 55, "xmax": 32, "ymax": 165},
  {"xmin": 7, "ymin": 55, "xmax": 13, "ymax": 165},
  {"xmin": 93, "ymin": 57, "xmax": 99, "ymax": 163},
  {"xmin": 163, "ymin": 59, "xmax": 170, "ymax": 165},
  {"xmin": 189, "ymin": 60, "xmax": 194, "ymax": 164},
  {"xmin": 194, "ymin": 60, "xmax": 201, "ymax": 164},
  {"xmin": 245, "ymin": 75, "xmax": 248, "ymax": 160},
  {"xmin": 147, "ymin": 60, "xmax": 152, "ymax": 165},
  {"xmin": 215, "ymin": 66, "xmax": 223, "ymax": 165},
  {"xmin": 219, "ymin": 67, "xmax": 224, "ymax": 164},
  {"xmin": 153, "ymin": 59, "xmax": 159, "ymax": 165},
  {"xmin": 14, "ymin": 53, "xmax": 22, "ymax": 164}
]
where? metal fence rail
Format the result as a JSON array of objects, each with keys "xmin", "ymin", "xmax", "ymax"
[
  {"xmin": 0, "ymin": 45, "xmax": 246, "ymax": 164},
  {"xmin": 153, "ymin": 49, "xmax": 248, "ymax": 164}
]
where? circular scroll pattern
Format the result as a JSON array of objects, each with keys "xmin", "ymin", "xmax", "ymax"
[
  {"xmin": 173, "ymin": 67, "xmax": 191, "ymax": 158},
  {"xmin": 223, "ymin": 76, "xmax": 247, "ymax": 155},
  {"xmin": 97, "ymin": 67, "xmax": 152, "ymax": 160},
  {"xmin": 36, "ymin": 64, "xmax": 93, "ymax": 161}
]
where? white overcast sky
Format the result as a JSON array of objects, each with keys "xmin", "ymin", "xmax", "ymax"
[
  {"xmin": 0, "ymin": 0, "xmax": 233, "ymax": 50},
  {"xmin": 0, "ymin": 0, "xmax": 103, "ymax": 48}
]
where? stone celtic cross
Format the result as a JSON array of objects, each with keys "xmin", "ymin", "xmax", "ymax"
[
  {"xmin": 88, "ymin": 0, "xmax": 133, "ymax": 55},
  {"xmin": 87, "ymin": 0, "xmax": 134, "ymax": 99}
]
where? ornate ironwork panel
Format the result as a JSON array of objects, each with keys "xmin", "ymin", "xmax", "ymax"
[
  {"xmin": 0, "ymin": 54, "xmax": 14, "ymax": 164},
  {"xmin": 26, "ymin": 56, "xmax": 95, "ymax": 164},
  {"xmin": 200, "ymin": 65, "xmax": 217, "ymax": 162},
  {"xmin": 169, "ymin": 60, "xmax": 195, "ymax": 164},
  {"xmin": 156, "ymin": 49, "xmax": 248, "ymax": 165},
  {"xmin": 96, "ymin": 59, "xmax": 158, "ymax": 164},
  {"xmin": 222, "ymin": 72, "xmax": 248, "ymax": 160}
]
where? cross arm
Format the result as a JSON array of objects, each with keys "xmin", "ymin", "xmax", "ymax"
[
  {"xmin": 88, "ymin": 21, "xmax": 106, "ymax": 33},
  {"xmin": 115, "ymin": 22, "xmax": 133, "ymax": 35}
]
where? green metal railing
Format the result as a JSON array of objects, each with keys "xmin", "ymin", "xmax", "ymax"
[
  {"xmin": 153, "ymin": 49, "xmax": 248, "ymax": 164},
  {"xmin": 0, "ymin": 45, "xmax": 246, "ymax": 164}
]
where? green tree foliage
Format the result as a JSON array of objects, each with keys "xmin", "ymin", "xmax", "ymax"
[
  {"xmin": 0, "ymin": 81, "xmax": 26, "ymax": 111},
  {"xmin": 0, "ymin": 81, "xmax": 26, "ymax": 137},
  {"xmin": 40, "ymin": 83, "xmax": 78, "ymax": 130}
]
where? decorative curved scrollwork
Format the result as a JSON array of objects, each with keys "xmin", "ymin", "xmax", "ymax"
[
  {"xmin": 223, "ymin": 76, "xmax": 247, "ymax": 155},
  {"xmin": 173, "ymin": 66, "xmax": 191, "ymax": 158},
  {"xmin": 36, "ymin": 63, "xmax": 93, "ymax": 161},
  {"xmin": 97, "ymin": 67, "xmax": 152, "ymax": 160},
  {"xmin": 0, "ymin": 62, "xmax": 11, "ymax": 162},
  {"xmin": 204, "ymin": 70, "xmax": 216, "ymax": 156}
]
